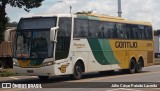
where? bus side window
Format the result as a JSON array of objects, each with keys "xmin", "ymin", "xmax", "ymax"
[
  {"xmin": 102, "ymin": 22, "xmax": 110, "ymax": 38},
  {"xmin": 74, "ymin": 19, "xmax": 88, "ymax": 38},
  {"xmin": 107, "ymin": 22, "xmax": 116, "ymax": 38},
  {"xmin": 125, "ymin": 24, "xmax": 131, "ymax": 39},
  {"xmin": 144, "ymin": 26, "xmax": 153, "ymax": 40},
  {"xmin": 89, "ymin": 20, "xmax": 100, "ymax": 38},
  {"xmin": 97, "ymin": 24, "xmax": 104, "ymax": 38},
  {"xmin": 148, "ymin": 26, "xmax": 153, "ymax": 39},
  {"xmin": 116, "ymin": 23, "xmax": 127, "ymax": 39},
  {"xmin": 56, "ymin": 17, "xmax": 71, "ymax": 60},
  {"xmin": 58, "ymin": 18, "xmax": 71, "ymax": 36},
  {"xmin": 137, "ymin": 25, "xmax": 145, "ymax": 39},
  {"xmin": 130, "ymin": 25, "xmax": 138, "ymax": 39},
  {"xmin": 128, "ymin": 24, "xmax": 134, "ymax": 39}
]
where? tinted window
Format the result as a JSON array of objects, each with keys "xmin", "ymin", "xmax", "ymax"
[
  {"xmin": 116, "ymin": 23, "xmax": 127, "ymax": 39},
  {"xmin": 102, "ymin": 22, "xmax": 117, "ymax": 38},
  {"xmin": 145, "ymin": 26, "xmax": 153, "ymax": 39},
  {"xmin": 101, "ymin": 22, "xmax": 110, "ymax": 38},
  {"xmin": 58, "ymin": 17, "xmax": 71, "ymax": 36},
  {"xmin": 137, "ymin": 25, "xmax": 145, "ymax": 39},
  {"xmin": 56, "ymin": 17, "xmax": 71, "ymax": 60},
  {"xmin": 74, "ymin": 19, "xmax": 88, "ymax": 37},
  {"xmin": 89, "ymin": 20, "xmax": 101, "ymax": 38},
  {"xmin": 18, "ymin": 17, "xmax": 56, "ymax": 29},
  {"xmin": 123, "ymin": 24, "xmax": 131, "ymax": 39}
]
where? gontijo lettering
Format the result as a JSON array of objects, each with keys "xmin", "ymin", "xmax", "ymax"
[{"xmin": 115, "ymin": 41, "xmax": 138, "ymax": 48}]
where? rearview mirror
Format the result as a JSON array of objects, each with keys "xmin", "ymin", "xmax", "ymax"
[{"xmin": 50, "ymin": 27, "xmax": 59, "ymax": 42}]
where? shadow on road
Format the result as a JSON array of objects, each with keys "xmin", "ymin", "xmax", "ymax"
[{"xmin": 0, "ymin": 70, "xmax": 150, "ymax": 84}]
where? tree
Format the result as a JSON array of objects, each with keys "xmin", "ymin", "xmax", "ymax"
[
  {"xmin": 0, "ymin": 0, "xmax": 44, "ymax": 44},
  {"xmin": 7, "ymin": 21, "xmax": 18, "ymax": 27},
  {"xmin": 76, "ymin": 10, "xmax": 93, "ymax": 14},
  {"xmin": 154, "ymin": 30, "xmax": 160, "ymax": 36}
]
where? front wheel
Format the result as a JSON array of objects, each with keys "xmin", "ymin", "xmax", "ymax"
[{"xmin": 71, "ymin": 62, "xmax": 82, "ymax": 80}]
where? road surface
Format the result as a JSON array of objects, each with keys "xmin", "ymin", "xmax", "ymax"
[{"xmin": 0, "ymin": 65, "xmax": 160, "ymax": 91}]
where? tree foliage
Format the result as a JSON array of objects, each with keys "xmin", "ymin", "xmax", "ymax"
[
  {"xmin": 0, "ymin": 0, "xmax": 44, "ymax": 44},
  {"xmin": 76, "ymin": 10, "xmax": 93, "ymax": 14},
  {"xmin": 154, "ymin": 30, "xmax": 160, "ymax": 36},
  {"xmin": 7, "ymin": 21, "xmax": 18, "ymax": 27}
]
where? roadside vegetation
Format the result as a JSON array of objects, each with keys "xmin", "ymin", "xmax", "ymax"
[{"xmin": 0, "ymin": 69, "xmax": 15, "ymax": 77}]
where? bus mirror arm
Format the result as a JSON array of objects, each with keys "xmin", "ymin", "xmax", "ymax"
[{"xmin": 50, "ymin": 27, "xmax": 59, "ymax": 42}]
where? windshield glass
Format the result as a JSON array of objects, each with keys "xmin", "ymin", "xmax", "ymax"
[
  {"xmin": 16, "ymin": 32, "xmax": 31, "ymax": 57},
  {"xmin": 18, "ymin": 17, "xmax": 56, "ymax": 29},
  {"xmin": 14, "ymin": 30, "xmax": 53, "ymax": 58},
  {"xmin": 14, "ymin": 17, "xmax": 56, "ymax": 59}
]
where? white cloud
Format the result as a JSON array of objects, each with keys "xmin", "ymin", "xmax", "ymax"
[{"xmin": 6, "ymin": 0, "xmax": 160, "ymax": 29}]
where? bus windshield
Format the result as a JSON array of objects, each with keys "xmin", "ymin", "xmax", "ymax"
[{"xmin": 14, "ymin": 17, "xmax": 56, "ymax": 58}]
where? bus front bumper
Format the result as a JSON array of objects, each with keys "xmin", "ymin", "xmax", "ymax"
[{"xmin": 13, "ymin": 65, "xmax": 55, "ymax": 76}]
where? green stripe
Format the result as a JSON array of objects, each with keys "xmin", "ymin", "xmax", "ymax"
[
  {"xmin": 87, "ymin": 38, "xmax": 119, "ymax": 65},
  {"xmin": 103, "ymin": 39, "xmax": 119, "ymax": 64},
  {"xmin": 30, "ymin": 59, "xmax": 44, "ymax": 66},
  {"xmin": 77, "ymin": 15, "xmax": 99, "ymax": 20}
]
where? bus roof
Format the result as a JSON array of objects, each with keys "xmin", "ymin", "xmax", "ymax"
[
  {"xmin": 76, "ymin": 14, "xmax": 152, "ymax": 26},
  {"xmin": 21, "ymin": 14, "xmax": 73, "ymax": 19},
  {"xmin": 21, "ymin": 13, "xmax": 152, "ymax": 26},
  {"xmin": 77, "ymin": 14, "xmax": 152, "ymax": 26}
]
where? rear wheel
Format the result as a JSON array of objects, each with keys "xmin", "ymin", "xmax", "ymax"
[
  {"xmin": 38, "ymin": 76, "xmax": 49, "ymax": 80},
  {"xmin": 71, "ymin": 62, "xmax": 83, "ymax": 80},
  {"xmin": 128, "ymin": 59, "xmax": 136, "ymax": 74},
  {"xmin": 136, "ymin": 61, "xmax": 143, "ymax": 73}
]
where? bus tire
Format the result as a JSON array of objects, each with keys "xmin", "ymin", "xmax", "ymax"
[
  {"xmin": 135, "ymin": 61, "xmax": 143, "ymax": 73},
  {"xmin": 38, "ymin": 76, "xmax": 49, "ymax": 80},
  {"xmin": 128, "ymin": 59, "xmax": 136, "ymax": 74},
  {"xmin": 72, "ymin": 62, "xmax": 83, "ymax": 80}
]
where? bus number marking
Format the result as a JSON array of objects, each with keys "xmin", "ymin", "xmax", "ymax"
[{"xmin": 146, "ymin": 43, "xmax": 152, "ymax": 47}]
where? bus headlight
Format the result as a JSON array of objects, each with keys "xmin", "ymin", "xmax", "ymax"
[
  {"xmin": 42, "ymin": 61, "xmax": 55, "ymax": 66},
  {"xmin": 13, "ymin": 62, "xmax": 19, "ymax": 66}
]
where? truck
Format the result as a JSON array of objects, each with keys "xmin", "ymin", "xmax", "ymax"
[
  {"xmin": 0, "ymin": 28, "xmax": 16, "ymax": 69},
  {"xmin": 154, "ymin": 36, "xmax": 160, "ymax": 58}
]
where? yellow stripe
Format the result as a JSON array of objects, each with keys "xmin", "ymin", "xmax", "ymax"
[{"xmin": 18, "ymin": 60, "xmax": 31, "ymax": 67}]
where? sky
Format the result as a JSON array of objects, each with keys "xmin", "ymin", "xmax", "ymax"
[{"xmin": 6, "ymin": 0, "xmax": 160, "ymax": 30}]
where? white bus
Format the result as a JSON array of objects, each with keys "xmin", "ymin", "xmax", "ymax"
[{"xmin": 10, "ymin": 14, "xmax": 154, "ymax": 80}]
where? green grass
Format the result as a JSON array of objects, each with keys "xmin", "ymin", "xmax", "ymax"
[{"xmin": 0, "ymin": 69, "xmax": 15, "ymax": 77}]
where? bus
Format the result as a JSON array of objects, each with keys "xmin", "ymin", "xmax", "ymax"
[{"xmin": 8, "ymin": 14, "xmax": 154, "ymax": 80}]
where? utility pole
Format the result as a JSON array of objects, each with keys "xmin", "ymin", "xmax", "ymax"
[
  {"xmin": 117, "ymin": 0, "xmax": 122, "ymax": 17},
  {"xmin": 58, "ymin": 0, "xmax": 72, "ymax": 14}
]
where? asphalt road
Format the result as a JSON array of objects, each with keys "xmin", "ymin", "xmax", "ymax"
[{"xmin": 0, "ymin": 65, "xmax": 160, "ymax": 91}]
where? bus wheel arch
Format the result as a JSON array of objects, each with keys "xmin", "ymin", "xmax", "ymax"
[{"xmin": 72, "ymin": 59, "xmax": 85, "ymax": 80}]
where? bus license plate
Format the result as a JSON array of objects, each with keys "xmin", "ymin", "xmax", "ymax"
[{"xmin": 27, "ymin": 70, "xmax": 33, "ymax": 73}]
